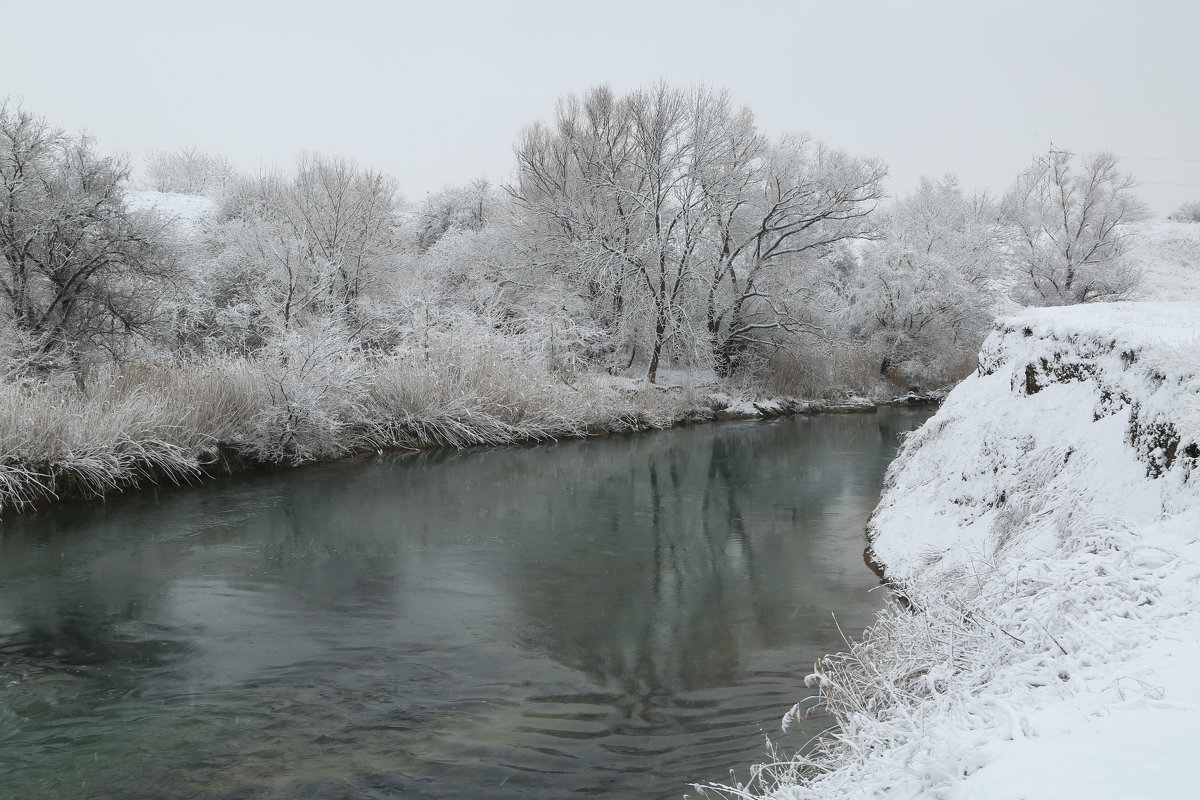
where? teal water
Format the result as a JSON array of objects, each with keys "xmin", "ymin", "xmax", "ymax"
[{"xmin": 0, "ymin": 408, "xmax": 931, "ymax": 799}]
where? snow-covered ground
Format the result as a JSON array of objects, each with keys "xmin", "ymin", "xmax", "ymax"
[
  {"xmin": 125, "ymin": 189, "xmax": 216, "ymax": 231},
  {"xmin": 1130, "ymin": 221, "xmax": 1200, "ymax": 302},
  {"xmin": 725, "ymin": 301, "xmax": 1200, "ymax": 799}
]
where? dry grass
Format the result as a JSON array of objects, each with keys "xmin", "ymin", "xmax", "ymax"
[
  {"xmin": 0, "ymin": 377, "xmax": 210, "ymax": 510},
  {"xmin": 696, "ymin": 510, "xmax": 1190, "ymax": 799},
  {"xmin": 762, "ymin": 342, "xmax": 883, "ymax": 400},
  {"xmin": 0, "ymin": 345, "xmax": 711, "ymax": 514}
]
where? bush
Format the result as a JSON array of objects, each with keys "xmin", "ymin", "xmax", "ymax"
[
  {"xmin": 1169, "ymin": 200, "xmax": 1200, "ymax": 223},
  {"xmin": 145, "ymin": 147, "xmax": 235, "ymax": 195}
]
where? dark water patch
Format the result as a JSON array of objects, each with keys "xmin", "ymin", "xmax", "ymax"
[{"xmin": 0, "ymin": 408, "xmax": 931, "ymax": 799}]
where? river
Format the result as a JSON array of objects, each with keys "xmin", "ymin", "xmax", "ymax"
[{"xmin": 0, "ymin": 407, "xmax": 932, "ymax": 799}]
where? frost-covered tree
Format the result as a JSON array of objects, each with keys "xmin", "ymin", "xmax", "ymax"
[
  {"xmin": 845, "ymin": 176, "xmax": 1006, "ymax": 385},
  {"xmin": 512, "ymin": 84, "xmax": 711, "ymax": 381},
  {"xmin": 208, "ymin": 154, "xmax": 404, "ymax": 346},
  {"xmin": 0, "ymin": 101, "xmax": 179, "ymax": 378},
  {"xmin": 145, "ymin": 147, "xmax": 236, "ymax": 195},
  {"xmin": 1004, "ymin": 150, "xmax": 1149, "ymax": 305},
  {"xmin": 511, "ymin": 83, "xmax": 885, "ymax": 382},
  {"xmin": 700, "ymin": 132, "xmax": 886, "ymax": 376},
  {"xmin": 415, "ymin": 178, "xmax": 496, "ymax": 252}
]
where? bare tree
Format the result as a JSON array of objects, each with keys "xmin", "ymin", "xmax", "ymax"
[
  {"xmin": 0, "ymin": 100, "xmax": 178, "ymax": 380},
  {"xmin": 511, "ymin": 83, "xmax": 886, "ymax": 382},
  {"xmin": 1004, "ymin": 149, "xmax": 1149, "ymax": 305},
  {"xmin": 216, "ymin": 153, "xmax": 403, "ymax": 328}
]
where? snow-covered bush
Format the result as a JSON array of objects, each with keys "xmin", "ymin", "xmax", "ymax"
[
  {"xmin": 0, "ymin": 370, "xmax": 213, "ymax": 511},
  {"xmin": 239, "ymin": 319, "xmax": 371, "ymax": 464},
  {"xmin": 415, "ymin": 222, "xmax": 608, "ymax": 372},
  {"xmin": 414, "ymin": 178, "xmax": 497, "ymax": 252},
  {"xmin": 145, "ymin": 147, "xmax": 236, "ymax": 195},
  {"xmin": 758, "ymin": 341, "xmax": 879, "ymax": 400},
  {"xmin": 1169, "ymin": 199, "xmax": 1200, "ymax": 223},
  {"xmin": 0, "ymin": 336, "xmax": 721, "ymax": 513}
]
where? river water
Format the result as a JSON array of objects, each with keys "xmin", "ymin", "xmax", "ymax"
[{"xmin": 0, "ymin": 407, "xmax": 932, "ymax": 799}]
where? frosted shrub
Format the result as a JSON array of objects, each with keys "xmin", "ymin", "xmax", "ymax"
[
  {"xmin": 360, "ymin": 341, "xmax": 605, "ymax": 449},
  {"xmin": 242, "ymin": 321, "xmax": 370, "ymax": 464},
  {"xmin": 0, "ymin": 375, "xmax": 210, "ymax": 511},
  {"xmin": 1169, "ymin": 200, "xmax": 1200, "ymax": 223},
  {"xmin": 0, "ymin": 329, "xmax": 731, "ymax": 514}
]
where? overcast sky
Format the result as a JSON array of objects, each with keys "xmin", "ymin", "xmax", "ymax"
[{"xmin": 5, "ymin": 0, "xmax": 1198, "ymax": 216}]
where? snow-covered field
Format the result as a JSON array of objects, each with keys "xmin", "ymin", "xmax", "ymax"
[
  {"xmin": 126, "ymin": 189, "xmax": 215, "ymax": 231},
  {"xmin": 1131, "ymin": 222, "xmax": 1200, "ymax": 302},
  {"xmin": 716, "ymin": 300, "xmax": 1200, "ymax": 799}
]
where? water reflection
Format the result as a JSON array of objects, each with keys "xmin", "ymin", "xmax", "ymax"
[{"xmin": 0, "ymin": 408, "xmax": 931, "ymax": 799}]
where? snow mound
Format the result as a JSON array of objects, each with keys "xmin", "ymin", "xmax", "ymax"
[{"xmin": 726, "ymin": 302, "xmax": 1200, "ymax": 800}]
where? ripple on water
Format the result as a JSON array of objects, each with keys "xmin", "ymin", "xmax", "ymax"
[{"xmin": 0, "ymin": 408, "xmax": 933, "ymax": 799}]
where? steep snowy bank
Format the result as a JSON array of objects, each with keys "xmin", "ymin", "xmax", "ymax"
[
  {"xmin": 871, "ymin": 302, "xmax": 1200, "ymax": 584},
  {"xmin": 728, "ymin": 302, "xmax": 1200, "ymax": 799}
]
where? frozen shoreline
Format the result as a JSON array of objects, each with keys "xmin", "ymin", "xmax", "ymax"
[{"xmin": 717, "ymin": 301, "xmax": 1200, "ymax": 799}]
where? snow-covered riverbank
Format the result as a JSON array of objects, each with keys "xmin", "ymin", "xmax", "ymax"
[{"xmin": 720, "ymin": 301, "xmax": 1200, "ymax": 799}]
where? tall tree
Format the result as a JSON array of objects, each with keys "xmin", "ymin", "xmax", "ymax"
[
  {"xmin": 511, "ymin": 83, "xmax": 885, "ymax": 382},
  {"xmin": 701, "ymin": 133, "xmax": 886, "ymax": 374}
]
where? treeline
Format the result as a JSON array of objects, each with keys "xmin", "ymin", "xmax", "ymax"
[
  {"xmin": 2, "ymin": 86, "xmax": 1153, "ymax": 400},
  {"xmin": 0, "ymin": 85, "xmax": 1158, "ymax": 507}
]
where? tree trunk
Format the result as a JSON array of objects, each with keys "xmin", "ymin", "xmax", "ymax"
[{"xmin": 647, "ymin": 311, "xmax": 667, "ymax": 384}]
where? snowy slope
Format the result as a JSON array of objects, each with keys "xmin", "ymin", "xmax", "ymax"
[
  {"xmin": 1129, "ymin": 221, "xmax": 1200, "ymax": 302},
  {"xmin": 870, "ymin": 302, "xmax": 1200, "ymax": 583},
  {"xmin": 861, "ymin": 304, "xmax": 1200, "ymax": 798},
  {"xmin": 734, "ymin": 302, "xmax": 1200, "ymax": 800},
  {"xmin": 125, "ymin": 189, "xmax": 215, "ymax": 232}
]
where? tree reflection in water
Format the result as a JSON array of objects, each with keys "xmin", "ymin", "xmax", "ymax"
[{"xmin": 0, "ymin": 407, "xmax": 931, "ymax": 800}]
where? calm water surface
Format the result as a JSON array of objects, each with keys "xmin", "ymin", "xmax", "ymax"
[{"xmin": 0, "ymin": 408, "xmax": 932, "ymax": 799}]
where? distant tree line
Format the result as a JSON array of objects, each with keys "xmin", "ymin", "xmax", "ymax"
[{"xmin": 0, "ymin": 89, "xmax": 1154, "ymax": 394}]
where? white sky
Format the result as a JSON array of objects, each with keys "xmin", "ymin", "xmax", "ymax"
[{"xmin": 5, "ymin": 0, "xmax": 1198, "ymax": 216}]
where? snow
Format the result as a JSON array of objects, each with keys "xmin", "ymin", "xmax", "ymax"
[
  {"xmin": 870, "ymin": 303, "xmax": 1200, "ymax": 798},
  {"xmin": 736, "ymin": 299, "xmax": 1200, "ymax": 799},
  {"xmin": 1130, "ymin": 222, "xmax": 1200, "ymax": 302},
  {"xmin": 871, "ymin": 301, "xmax": 1200, "ymax": 583},
  {"xmin": 125, "ymin": 189, "xmax": 215, "ymax": 231},
  {"xmin": 951, "ymin": 628, "xmax": 1200, "ymax": 800}
]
